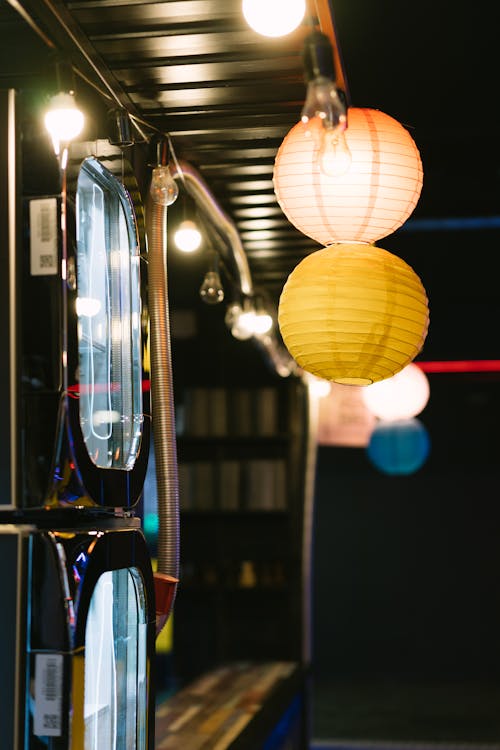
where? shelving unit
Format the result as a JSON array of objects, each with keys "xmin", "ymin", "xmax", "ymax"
[{"xmin": 172, "ymin": 376, "xmax": 309, "ymax": 683}]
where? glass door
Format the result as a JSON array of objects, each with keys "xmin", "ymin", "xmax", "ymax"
[{"xmin": 84, "ymin": 567, "xmax": 148, "ymax": 749}]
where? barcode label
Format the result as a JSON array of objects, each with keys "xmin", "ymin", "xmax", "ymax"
[
  {"xmin": 29, "ymin": 198, "xmax": 58, "ymax": 276},
  {"xmin": 34, "ymin": 653, "xmax": 63, "ymax": 737}
]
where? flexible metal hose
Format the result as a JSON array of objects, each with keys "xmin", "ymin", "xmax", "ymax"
[{"xmin": 146, "ymin": 194, "xmax": 179, "ymax": 604}]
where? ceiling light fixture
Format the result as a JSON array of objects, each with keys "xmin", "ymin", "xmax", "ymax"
[
  {"xmin": 362, "ymin": 363, "xmax": 430, "ymax": 421},
  {"xmin": 300, "ymin": 30, "xmax": 350, "ymax": 177},
  {"xmin": 274, "ymin": 106, "xmax": 423, "ymax": 246},
  {"xmin": 242, "ymin": 0, "xmax": 305, "ymax": 37},
  {"xmin": 278, "ymin": 243, "xmax": 429, "ymax": 385},
  {"xmin": 275, "ymin": 18, "xmax": 429, "ymax": 385},
  {"xmin": 199, "ymin": 252, "xmax": 224, "ymax": 304},
  {"xmin": 367, "ymin": 418, "xmax": 431, "ymax": 476},
  {"xmin": 44, "ymin": 57, "xmax": 84, "ymax": 156},
  {"xmin": 174, "ymin": 219, "xmax": 202, "ymax": 253},
  {"xmin": 150, "ymin": 138, "xmax": 179, "ymax": 206}
]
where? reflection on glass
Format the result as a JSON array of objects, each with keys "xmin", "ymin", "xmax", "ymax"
[
  {"xmin": 76, "ymin": 157, "xmax": 143, "ymax": 469},
  {"xmin": 84, "ymin": 567, "xmax": 147, "ymax": 749}
]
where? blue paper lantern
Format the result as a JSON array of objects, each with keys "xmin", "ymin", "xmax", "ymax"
[{"xmin": 367, "ymin": 418, "xmax": 430, "ymax": 476}]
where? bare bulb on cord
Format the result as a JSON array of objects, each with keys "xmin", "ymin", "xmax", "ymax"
[
  {"xmin": 199, "ymin": 270, "xmax": 224, "ymax": 304},
  {"xmin": 174, "ymin": 219, "xmax": 202, "ymax": 253},
  {"xmin": 242, "ymin": 0, "xmax": 305, "ymax": 37},
  {"xmin": 301, "ymin": 77, "xmax": 351, "ymax": 177},
  {"xmin": 149, "ymin": 165, "xmax": 179, "ymax": 206},
  {"xmin": 300, "ymin": 30, "xmax": 351, "ymax": 177},
  {"xmin": 44, "ymin": 92, "xmax": 84, "ymax": 155}
]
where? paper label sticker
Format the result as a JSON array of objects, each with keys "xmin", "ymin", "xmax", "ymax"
[
  {"xmin": 34, "ymin": 653, "xmax": 63, "ymax": 737},
  {"xmin": 29, "ymin": 198, "xmax": 58, "ymax": 276}
]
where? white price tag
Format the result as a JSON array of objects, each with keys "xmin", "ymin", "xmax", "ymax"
[
  {"xmin": 34, "ymin": 653, "xmax": 63, "ymax": 737},
  {"xmin": 29, "ymin": 198, "xmax": 58, "ymax": 276}
]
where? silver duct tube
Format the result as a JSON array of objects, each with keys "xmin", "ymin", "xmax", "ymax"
[
  {"xmin": 146, "ymin": 194, "xmax": 179, "ymax": 614},
  {"xmin": 170, "ymin": 159, "xmax": 297, "ymax": 377}
]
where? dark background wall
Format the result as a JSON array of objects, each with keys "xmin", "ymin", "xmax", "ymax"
[{"xmin": 312, "ymin": 365, "xmax": 500, "ymax": 741}]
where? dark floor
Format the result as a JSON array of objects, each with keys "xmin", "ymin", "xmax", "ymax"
[{"xmin": 312, "ymin": 679, "xmax": 500, "ymax": 746}]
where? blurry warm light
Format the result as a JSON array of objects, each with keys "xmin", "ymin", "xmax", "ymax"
[
  {"xmin": 44, "ymin": 92, "xmax": 84, "ymax": 150},
  {"xmin": 273, "ymin": 107, "xmax": 423, "ymax": 245},
  {"xmin": 233, "ymin": 310, "xmax": 256, "ymax": 339},
  {"xmin": 278, "ymin": 243, "xmax": 429, "ymax": 385},
  {"xmin": 253, "ymin": 312, "xmax": 273, "ymax": 335},
  {"xmin": 317, "ymin": 383, "xmax": 376, "ymax": 448},
  {"xmin": 306, "ymin": 375, "xmax": 332, "ymax": 399},
  {"xmin": 362, "ymin": 363, "xmax": 430, "ymax": 421},
  {"xmin": 242, "ymin": 0, "xmax": 305, "ymax": 37},
  {"xmin": 367, "ymin": 418, "xmax": 430, "ymax": 476},
  {"xmin": 174, "ymin": 220, "xmax": 202, "ymax": 253}
]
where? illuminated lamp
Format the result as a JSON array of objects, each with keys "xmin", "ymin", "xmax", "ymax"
[
  {"xmin": 317, "ymin": 383, "xmax": 376, "ymax": 448},
  {"xmin": 367, "ymin": 418, "xmax": 430, "ymax": 475},
  {"xmin": 174, "ymin": 219, "xmax": 202, "ymax": 253},
  {"xmin": 273, "ymin": 107, "xmax": 423, "ymax": 245},
  {"xmin": 362, "ymin": 363, "xmax": 430, "ymax": 421},
  {"xmin": 278, "ymin": 243, "xmax": 429, "ymax": 385},
  {"xmin": 242, "ymin": 0, "xmax": 305, "ymax": 37}
]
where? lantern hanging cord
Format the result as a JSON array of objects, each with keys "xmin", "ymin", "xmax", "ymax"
[{"xmin": 307, "ymin": 0, "xmax": 350, "ymax": 105}]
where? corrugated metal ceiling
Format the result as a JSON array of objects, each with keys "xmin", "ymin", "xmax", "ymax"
[{"xmin": 3, "ymin": 0, "xmax": 500, "ymax": 362}]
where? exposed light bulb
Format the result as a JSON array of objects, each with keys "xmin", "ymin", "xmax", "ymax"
[
  {"xmin": 174, "ymin": 219, "xmax": 202, "ymax": 253},
  {"xmin": 318, "ymin": 128, "xmax": 351, "ymax": 177},
  {"xmin": 300, "ymin": 30, "xmax": 351, "ymax": 177},
  {"xmin": 301, "ymin": 78, "xmax": 351, "ymax": 177},
  {"xmin": 44, "ymin": 92, "xmax": 84, "ymax": 154},
  {"xmin": 150, "ymin": 165, "xmax": 179, "ymax": 206},
  {"xmin": 232, "ymin": 311, "xmax": 255, "ymax": 340},
  {"xmin": 199, "ymin": 270, "xmax": 224, "ymax": 305},
  {"xmin": 242, "ymin": 0, "xmax": 305, "ymax": 37},
  {"xmin": 253, "ymin": 311, "xmax": 273, "ymax": 335},
  {"xmin": 225, "ymin": 301, "xmax": 256, "ymax": 340}
]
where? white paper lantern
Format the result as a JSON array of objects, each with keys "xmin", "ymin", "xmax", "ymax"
[
  {"xmin": 362, "ymin": 363, "xmax": 430, "ymax": 421},
  {"xmin": 273, "ymin": 107, "xmax": 423, "ymax": 245}
]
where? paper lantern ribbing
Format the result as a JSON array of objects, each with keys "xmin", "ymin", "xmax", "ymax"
[
  {"xmin": 273, "ymin": 108, "xmax": 423, "ymax": 245},
  {"xmin": 278, "ymin": 243, "xmax": 429, "ymax": 385},
  {"xmin": 367, "ymin": 418, "xmax": 430, "ymax": 475},
  {"xmin": 362, "ymin": 363, "xmax": 430, "ymax": 421}
]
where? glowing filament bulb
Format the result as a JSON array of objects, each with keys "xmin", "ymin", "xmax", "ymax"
[
  {"xmin": 150, "ymin": 165, "xmax": 179, "ymax": 206},
  {"xmin": 44, "ymin": 92, "xmax": 84, "ymax": 154},
  {"xmin": 318, "ymin": 127, "xmax": 352, "ymax": 177},
  {"xmin": 199, "ymin": 270, "xmax": 224, "ymax": 304},
  {"xmin": 301, "ymin": 77, "xmax": 351, "ymax": 177},
  {"xmin": 242, "ymin": 0, "xmax": 305, "ymax": 37},
  {"xmin": 174, "ymin": 220, "xmax": 202, "ymax": 253}
]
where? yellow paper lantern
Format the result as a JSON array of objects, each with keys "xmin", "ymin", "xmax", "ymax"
[
  {"xmin": 278, "ymin": 243, "xmax": 429, "ymax": 385},
  {"xmin": 273, "ymin": 107, "xmax": 423, "ymax": 245}
]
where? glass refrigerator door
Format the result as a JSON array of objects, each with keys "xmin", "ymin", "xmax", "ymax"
[
  {"xmin": 76, "ymin": 157, "xmax": 143, "ymax": 471},
  {"xmin": 84, "ymin": 567, "xmax": 148, "ymax": 749}
]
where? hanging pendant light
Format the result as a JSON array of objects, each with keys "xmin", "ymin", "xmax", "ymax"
[
  {"xmin": 278, "ymin": 243, "xmax": 429, "ymax": 385},
  {"xmin": 274, "ymin": 107, "xmax": 423, "ymax": 245},
  {"xmin": 362, "ymin": 363, "xmax": 430, "ymax": 421},
  {"xmin": 367, "ymin": 418, "xmax": 430, "ymax": 475},
  {"xmin": 242, "ymin": 0, "xmax": 306, "ymax": 37}
]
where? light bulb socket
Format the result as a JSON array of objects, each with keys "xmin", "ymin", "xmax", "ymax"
[
  {"xmin": 52, "ymin": 54, "xmax": 77, "ymax": 96},
  {"xmin": 303, "ymin": 30, "xmax": 335, "ymax": 83},
  {"xmin": 108, "ymin": 108, "xmax": 134, "ymax": 147}
]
